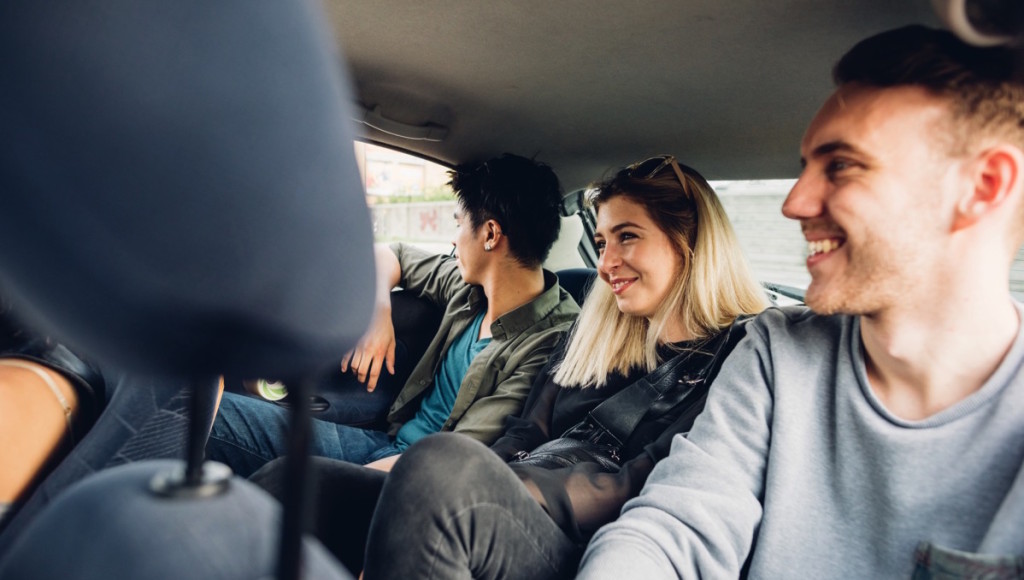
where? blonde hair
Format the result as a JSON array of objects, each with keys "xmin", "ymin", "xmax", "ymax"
[{"xmin": 554, "ymin": 160, "xmax": 768, "ymax": 388}]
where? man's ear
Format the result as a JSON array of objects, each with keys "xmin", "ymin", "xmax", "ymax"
[
  {"xmin": 953, "ymin": 145, "xmax": 1023, "ymax": 231},
  {"xmin": 483, "ymin": 219, "xmax": 504, "ymax": 248}
]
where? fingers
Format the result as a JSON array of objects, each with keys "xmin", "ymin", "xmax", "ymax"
[
  {"xmin": 343, "ymin": 329, "xmax": 397, "ymax": 392},
  {"xmin": 351, "ymin": 347, "xmax": 394, "ymax": 392},
  {"xmin": 340, "ymin": 349, "xmax": 354, "ymax": 373},
  {"xmin": 354, "ymin": 352, "xmax": 369, "ymax": 384},
  {"xmin": 364, "ymin": 356, "xmax": 385, "ymax": 393},
  {"xmin": 386, "ymin": 341, "xmax": 396, "ymax": 376}
]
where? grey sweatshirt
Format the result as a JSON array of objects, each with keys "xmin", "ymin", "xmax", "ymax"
[{"xmin": 579, "ymin": 305, "xmax": 1024, "ymax": 579}]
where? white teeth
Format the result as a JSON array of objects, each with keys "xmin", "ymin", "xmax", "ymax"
[{"xmin": 808, "ymin": 239, "xmax": 842, "ymax": 256}]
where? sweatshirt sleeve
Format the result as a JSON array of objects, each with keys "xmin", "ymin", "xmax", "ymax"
[{"xmin": 578, "ymin": 318, "xmax": 775, "ymax": 579}]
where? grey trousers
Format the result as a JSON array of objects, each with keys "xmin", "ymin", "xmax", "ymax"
[{"xmin": 364, "ymin": 433, "xmax": 583, "ymax": 580}]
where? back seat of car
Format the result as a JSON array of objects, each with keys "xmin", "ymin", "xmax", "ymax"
[
  {"xmin": 219, "ymin": 266, "xmax": 596, "ymax": 429},
  {"xmin": 390, "ymin": 267, "xmax": 594, "ymax": 366},
  {"xmin": 555, "ymin": 268, "xmax": 597, "ymax": 307},
  {"xmin": 331, "ymin": 267, "xmax": 595, "ymax": 423}
]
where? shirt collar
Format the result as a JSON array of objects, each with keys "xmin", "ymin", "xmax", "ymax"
[{"xmin": 488, "ymin": 270, "xmax": 563, "ymax": 341}]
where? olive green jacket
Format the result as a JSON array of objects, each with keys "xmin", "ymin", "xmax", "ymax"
[{"xmin": 385, "ymin": 243, "xmax": 580, "ymax": 445}]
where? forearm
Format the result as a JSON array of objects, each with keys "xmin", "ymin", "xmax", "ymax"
[
  {"xmin": 0, "ymin": 360, "xmax": 79, "ymax": 503},
  {"xmin": 373, "ymin": 244, "xmax": 401, "ymax": 309}
]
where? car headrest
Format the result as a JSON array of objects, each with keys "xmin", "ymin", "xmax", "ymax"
[
  {"xmin": 556, "ymin": 268, "xmax": 598, "ymax": 307},
  {"xmin": 0, "ymin": 0, "xmax": 375, "ymax": 378}
]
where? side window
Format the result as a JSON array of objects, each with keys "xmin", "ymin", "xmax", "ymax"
[
  {"xmin": 1014, "ymin": 246, "xmax": 1024, "ymax": 301},
  {"xmin": 710, "ymin": 179, "xmax": 809, "ymax": 291},
  {"xmin": 355, "ymin": 142, "xmax": 455, "ymax": 255},
  {"xmin": 710, "ymin": 179, "xmax": 1024, "ymax": 301}
]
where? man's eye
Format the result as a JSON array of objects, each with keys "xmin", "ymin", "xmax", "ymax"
[{"xmin": 825, "ymin": 158, "xmax": 852, "ymax": 176}]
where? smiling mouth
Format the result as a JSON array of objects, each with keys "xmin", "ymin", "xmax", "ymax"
[
  {"xmin": 807, "ymin": 238, "xmax": 844, "ymax": 258},
  {"xmin": 610, "ymin": 278, "xmax": 636, "ymax": 294}
]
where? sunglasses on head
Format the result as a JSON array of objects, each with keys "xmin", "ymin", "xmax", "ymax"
[{"xmin": 624, "ymin": 155, "xmax": 704, "ymax": 201}]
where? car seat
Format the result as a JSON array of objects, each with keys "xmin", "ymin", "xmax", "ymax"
[{"xmin": 0, "ymin": 0, "xmax": 374, "ymax": 577}]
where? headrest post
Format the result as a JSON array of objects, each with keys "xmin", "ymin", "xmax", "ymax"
[{"xmin": 277, "ymin": 375, "xmax": 318, "ymax": 580}]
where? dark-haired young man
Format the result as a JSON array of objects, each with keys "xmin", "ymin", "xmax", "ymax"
[
  {"xmin": 580, "ymin": 26, "xmax": 1024, "ymax": 578},
  {"xmin": 207, "ymin": 153, "xmax": 579, "ymax": 476}
]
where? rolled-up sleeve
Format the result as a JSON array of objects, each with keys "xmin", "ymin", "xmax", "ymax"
[{"xmin": 390, "ymin": 243, "xmax": 464, "ymax": 308}]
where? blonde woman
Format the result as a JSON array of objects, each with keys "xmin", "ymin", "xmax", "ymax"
[{"xmin": 252, "ymin": 156, "xmax": 768, "ymax": 579}]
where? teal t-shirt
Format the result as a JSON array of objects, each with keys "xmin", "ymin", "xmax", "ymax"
[{"xmin": 394, "ymin": 311, "xmax": 491, "ymax": 449}]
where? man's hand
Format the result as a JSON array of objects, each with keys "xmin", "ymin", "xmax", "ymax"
[
  {"xmin": 340, "ymin": 308, "xmax": 396, "ymax": 392},
  {"xmin": 364, "ymin": 454, "xmax": 400, "ymax": 472}
]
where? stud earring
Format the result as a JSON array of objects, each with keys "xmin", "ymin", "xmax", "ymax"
[{"xmin": 484, "ymin": 243, "xmax": 493, "ymax": 251}]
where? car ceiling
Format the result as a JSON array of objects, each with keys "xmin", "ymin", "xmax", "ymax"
[{"xmin": 326, "ymin": 1, "xmax": 939, "ymax": 189}]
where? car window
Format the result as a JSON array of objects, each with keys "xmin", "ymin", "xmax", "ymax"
[
  {"xmin": 355, "ymin": 142, "xmax": 587, "ymax": 271},
  {"xmin": 713, "ymin": 179, "xmax": 1024, "ymax": 301},
  {"xmin": 711, "ymin": 179, "xmax": 808, "ymax": 290},
  {"xmin": 355, "ymin": 142, "xmax": 1024, "ymax": 302},
  {"xmin": 355, "ymin": 142, "xmax": 455, "ymax": 256}
]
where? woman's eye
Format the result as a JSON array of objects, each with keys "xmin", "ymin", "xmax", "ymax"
[
  {"xmin": 594, "ymin": 240, "xmax": 605, "ymax": 253},
  {"xmin": 619, "ymin": 232, "xmax": 636, "ymax": 242}
]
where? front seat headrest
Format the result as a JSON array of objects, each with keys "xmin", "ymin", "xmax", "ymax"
[{"xmin": 0, "ymin": 0, "xmax": 375, "ymax": 377}]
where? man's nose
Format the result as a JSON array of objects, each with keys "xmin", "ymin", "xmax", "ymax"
[{"xmin": 781, "ymin": 172, "xmax": 825, "ymax": 221}]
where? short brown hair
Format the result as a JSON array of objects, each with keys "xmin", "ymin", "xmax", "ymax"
[{"xmin": 833, "ymin": 25, "xmax": 1024, "ymax": 154}]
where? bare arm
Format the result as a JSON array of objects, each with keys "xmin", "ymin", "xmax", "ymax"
[
  {"xmin": 341, "ymin": 244, "xmax": 402, "ymax": 391},
  {"xmin": 0, "ymin": 360, "xmax": 79, "ymax": 508}
]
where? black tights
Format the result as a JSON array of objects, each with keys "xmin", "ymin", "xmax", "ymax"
[{"xmin": 251, "ymin": 434, "xmax": 582, "ymax": 579}]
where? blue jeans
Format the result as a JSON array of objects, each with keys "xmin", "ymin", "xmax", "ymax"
[{"xmin": 206, "ymin": 392, "xmax": 402, "ymax": 477}]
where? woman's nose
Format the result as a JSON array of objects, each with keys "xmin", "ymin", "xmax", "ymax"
[{"xmin": 598, "ymin": 245, "xmax": 620, "ymax": 274}]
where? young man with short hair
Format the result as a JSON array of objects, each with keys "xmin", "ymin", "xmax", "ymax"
[
  {"xmin": 207, "ymin": 153, "xmax": 580, "ymax": 476},
  {"xmin": 579, "ymin": 26, "xmax": 1024, "ymax": 578}
]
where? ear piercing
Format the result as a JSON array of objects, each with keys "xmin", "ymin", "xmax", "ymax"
[{"xmin": 484, "ymin": 243, "xmax": 493, "ymax": 251}]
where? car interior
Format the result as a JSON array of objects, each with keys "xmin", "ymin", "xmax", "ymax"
[{"xmin": 0, "ymin": 0, "xmax": 1021, "ymax": 578}]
